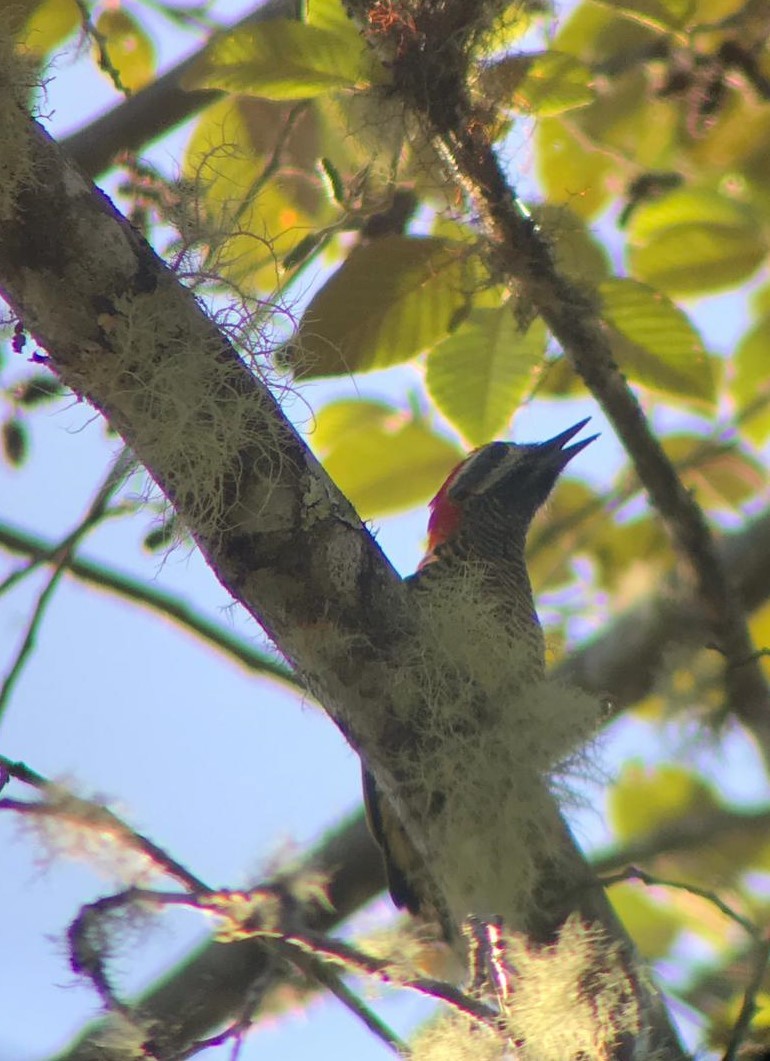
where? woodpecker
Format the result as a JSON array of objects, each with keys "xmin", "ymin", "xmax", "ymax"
[{"xmin": 363, "ymin": 418, "xmax": 597, "ymax": 922}]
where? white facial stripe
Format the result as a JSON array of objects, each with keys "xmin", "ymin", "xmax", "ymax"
[{"xmin": 448, "ymin": 443, "xmax": 525, "ymax": 501}]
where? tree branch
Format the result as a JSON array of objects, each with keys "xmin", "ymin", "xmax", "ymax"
[
  {"xmin": 61, "ymin": 0, "xmax": 299, "ymax": 178},
  {"xmin": 0, "ymin": 113, "xmax": 683, "ymax": 1056},
  {"xmin": 347, "ymin": 0, "xmax": 770, "ymax": 762},
  {"xmin": 0, "ymin": 520, "xmax": 300, "ymax": 691}
]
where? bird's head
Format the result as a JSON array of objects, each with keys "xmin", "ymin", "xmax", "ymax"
[{"xmin": 423, "ymin": 419, "xmax": 597, "ymax": 564}]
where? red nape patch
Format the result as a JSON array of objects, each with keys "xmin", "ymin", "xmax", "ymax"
[{"xmin": 419, "ymin": 468, "xmax": 464, "ymax": 568}]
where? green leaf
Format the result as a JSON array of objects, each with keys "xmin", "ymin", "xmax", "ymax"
[
  {"xmin": 184, "ymin": 98, "xmax": 335, "ymax": 294},
  {"xmin": 609, "ymin": 763, "xmax": 718, "ymax": 842},
  {"xmin": 660, "ymin": 435, "xmax": 765, "ymax": 510},
  {"xmin": 18, "ymin": 0, "xmax": 79, "ymax": 56},
  {"xmin": 425, "ymin": 311, "xmax": 545, "ymax": 445},
  {"xmin": 591, "ymin": 516, "xmax": 668, "ymax": 588},
  {"xmin": 481, "ymin": 0, "xmax": 549, "ymax": 50},
  {"xmin": 285, "ymin": 236, "xmax": 484, "ymax": 377},
  {"xmin": 534, "ymin": 356, "xmax": 584, "ymax": 397},
  {"xmin": 732, "ymin": 314, "xmax": 770, "ymax": 445},
  {"xmin": 143, "ymin": 517, "xmax": 178, "ymax": 553},
  {"xmin": 2, "ymin": 419, "xmax": 27, "ymax": 467},
  {"xmin": 528, "ymin": 480, "xmax": 602, "ymax": 589},
  {"xmin": 312, "ymin": 399, "xmax": 462, "ymax": 518},
  {"xmin": 187, "ymin": 19, "xmax": 383, "ymax": 100},
  {"xmin": 535, "ymin": 116, "xmax": 616, "ymax": 218},
  {"xmin": 532, "ymin": 203, "xmax": 610, "ymax": 283},
  {"xmin": 482, "ymin": 51, "xmax": 594, "ymax": 116},
  {"xmin": 552, "ymin": 0, "xmax": 658, "ymax": 60},
  {"xmin": 13, "ymin": 374, "xmax": 63, "ymax": 407},
  {"xmin": 94, "ymin": 9, "xmax": 155, "ymax": 92},
  {"xmin": 306, "ymin": 0, "xmax": 359, "ymax": 37},
  {"xmin": 594, "ymin": 0, "xmax": 695, "ymax": 31},
  {"xmin": 598, "ymin": 277, "xmax": 716, "ymax": 405},
  {"xmin": 626, "ymin": 189, "xmax": 766, "ymax": 295},
  {"xmin": 609, "ymin": 883, "xmax": 683, "ymax": 960}
]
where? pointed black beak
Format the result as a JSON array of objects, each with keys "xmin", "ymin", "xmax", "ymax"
[{"xmin": 539, "ymin": 417, "xmax": 598, "ymax": 467}]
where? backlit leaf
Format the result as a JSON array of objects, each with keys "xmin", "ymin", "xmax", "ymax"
[
  {"xmin": 532, "ymin": 203, "xmax": 610, "ymax": 283},
  {"xmin": 609, "ymin": 763, "xmax": 718, "ymax": 842},
  {"xmin": 627, "ymin": 189, "xmax": 766, "ymax": 295},
  {"xmin": 312, "ymin": 399, "xmax": 462, "ymax": 518},
  {"xmin": 18, "ymin": 0, "xmax": 78, "ymax": 55},
  {"xmin": 609, "ymin": 884, "xmax": 683, "ymax": 960},
  {"xmin": 595, "ymin": 0, "xmax": 694, "ymax": 31},
  {"xmin": 95, "ymin": 9, "xmax": 155, "ymax": 93},
  {"xmin": 536, "ymin": 116, "xmax": 616, "ymax": 218},
  {"xmin": 732, "ymin": 314, "xmax": 770, "ymax": 445},
  {"xmin": 286, "ymin": 237, "xmax": 484, "ymax": 377},
  {"xmin": 599, "ymin": 277, "xmax": 715, "ymax": 405},
  {"xmin": 482, "ymin": 51, "xmax": 594, "ymax": 116},
  {"xmin": 426, "ymin": 311, "xmax": 545, "ymax": 445},
  {"xmin": 187, "ymin": 19, "xmax": 383, "ymax": 100},
  {"xmin": 660, "ymin": 435, "xmax": 765, "ymax": 510},
  {"xmin": 185, "ymin": 98, "xmax": 335, "ymax": 293}
]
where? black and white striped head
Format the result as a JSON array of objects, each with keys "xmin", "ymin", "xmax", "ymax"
[{"xmin": 424, "ymin": 419, "xmax": 597, "ymax": 559}]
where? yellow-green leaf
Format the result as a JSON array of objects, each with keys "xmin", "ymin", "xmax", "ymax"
[
  {"xmin": 660, "ymin": 434, "xmax": 765, "ymax": 510},
  {"xmin": 426, "ymin": 311, "xmax": 545, "ymax": 445},
  {"xmin": 532, "ymin": 204, "xmax": 610, "ymax": 283},
  {"xmin": 599, "ymin": 277, "xmax": 716, "ymax": 405},
  {"xmin": 187, "ymin": 19, "xmax": 383, "ymax": 100},
  {"xmin": 94, "ymin": 8, "xmax": 155, "ymax": 93},
  {"xmin": 591, "ymin": 516, "xmax": 668, "ymax": 590},
  {"xmin": 17, "ymin": 0, "xmax": 78, "ymax": 55},
  {"xmin": 626, "ymin": 189, "xmax": 766, "ymax": 295},
  {"xmin": 596, "ymin": 0, "xmax": 694, "ymax": 31},
  {"xmin": 286, "ymin": 237, "xmax": 484, "ymax": 377},
  {"xmin": 528, "ymin": 479, "xmax": 602, "ymax": 589},
  {"xmin": 609, "ymin": 763, "xmax": 718, "ymax": 842},
  {"xmin": 312, "ymin": 399, "xmax": 462, "ymax": 518},
  {"xmin": 552, "ymin": 0, "xmax": 658, "ymax": 61},
  {"xmin": 184, "ymin": 98, "xmax": 334, "ymax": 293},
  {"xmin": 609, "ymin": 883, "xmax": 683, "ymax": 960},
  {"xmin": 534, "ymin": 356, "xmax": 584, "ymax": 397},
  {"xmin": 306, "ymin": 0, "xmax": 360, "ymax": 39},
  {"xmin": 536, "ymin": 116, "xmax": 616, "ymax": 219},
  {"xmin": 483, "ymin": 51, "xmax": 594, "ymax": 116},
  {"xmin": 732, "ymin": 314, "xmax": 770, "ymax": 445}
]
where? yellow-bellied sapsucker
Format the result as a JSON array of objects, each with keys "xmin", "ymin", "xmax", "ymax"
[{"xmin": 363, "ymin": 418, "xmax": 597, "ymax": 923}]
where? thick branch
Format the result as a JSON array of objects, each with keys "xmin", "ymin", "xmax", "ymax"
[
  {"xmin": 32, "ymin": 494, "xmax": 770, "ymax": 1056},
  {"xmin": 0, "ymin": 115, "xmax": 685, "ymax": 1056},
  {"xmin": 348, "ymin": 0, "xmax": 770, "ymax": 761},
  {"xmin": 61, "ymin": 0, "xmax": 299, "ymax": 178},
  {"xmin": 53, "ymin": 814, "xmax": 379, "ymax": 1061}
]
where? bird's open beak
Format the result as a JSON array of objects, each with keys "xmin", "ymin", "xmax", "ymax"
[{"xmin": 539, "ymin": 417, "xmax": 599, "ymax": 465}]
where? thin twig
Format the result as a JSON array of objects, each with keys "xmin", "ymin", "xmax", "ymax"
[
  {"xmin": 592, "ymin": 805, "xmax": 770, "ymax": 875},
  {"xmin": 721, "ymin": 935, "xmax": 770, "ymax": 1061},
  {"xmin": 0, "ymin": 519, "xmax": 301, "ymax": 690},
  {"xmin": 0, "ymin": 450, "xmax": 134, "ymax": 725},
  {"xmin": 600, "ymin": 865, "xmax": 759, "ymax": 938},
  {"xmin": 276, "ymin": 928, "xmax": 500, "ymax": 1028},
  {"xmin": 69, "ymin": 883, "xmax": 500, "ymax": 1039},
  {"xmin": 73, "ymin": 0, "xmax": 132, "ymax": 96},
  {"xmin": 0, "ymin": 755, "xmax": 209, "ymax": 892},
  {"xmin": 273, "ymin": 939, "xmax": 410, "ymax": 1057},
  {"xmin": 357, "ymin": 0, "xmax": 770, "ymax": 759}
]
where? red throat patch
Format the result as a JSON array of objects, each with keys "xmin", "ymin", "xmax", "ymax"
[{"xmin": 419, "ymin": 466, "xmax": 465, "ymax": 568}]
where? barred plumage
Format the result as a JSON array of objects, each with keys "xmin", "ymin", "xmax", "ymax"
[{"xmin": 363, "ymin": 419, "xmax": 597, "ymax": 923}]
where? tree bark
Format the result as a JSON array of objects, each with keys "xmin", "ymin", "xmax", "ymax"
[{"xmin": 0, "ymin": 116, "xmax": 685, "ymax": 1057}]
